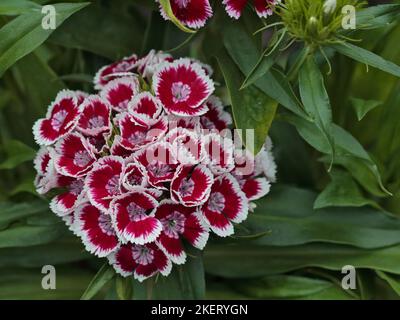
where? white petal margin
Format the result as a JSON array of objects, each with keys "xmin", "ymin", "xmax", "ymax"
[
  {"xmin": 222, "ymin": 173, "xmax": 249, "ymax": 224},
  {"xmin": 32, "ymin": 90, "xmax": 80, "ymax": 146},
  {"xmin": 152, "ymin": 58, "xmax": 215, "ymax": 110},
  {"xmin": 74, "ymin": 205, "xmax": 120, "ymax": 258}
]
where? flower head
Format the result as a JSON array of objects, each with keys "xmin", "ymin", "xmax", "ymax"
[{"xmin": 32, "ymin": 50, "xmax": 276, "ymax": 282}]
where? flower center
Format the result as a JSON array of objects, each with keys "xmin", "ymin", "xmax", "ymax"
[
  {"xmin": 201, "ymin": 117, "xmax": 216, "ymax": 130},
  {"xmin": 127, "ymin": 172, "xmax": 143, "ymax": 186},
  {"xmin": 207, "ymin": 192, "xmax": 225, "ymax": 213},
  {"xmin": 114, "ymin": 61, "xmax": 131, "ymax": 72},
  {"xmin": 51, "ymin": 110, "xmax": 68, "ymax": 131},
  {"xmin": 126, "ymin": 202, "xmax": 147, "ymax": 221},
  {"xmin": 118, "ymin": 100, "xmax": 130, "ymax": 111},
  {"xmin": 148, "ymin": 161, "xmax": 172, "ymax": 178},
  {"xmin": 175, "ymin": 0, "xmax": 190, "ymax": 9},
  {"xmin": 98, "ymin": 214, "xmax": 115, "ymax": 236},
  {"xmin": 105, "ymin": 174, "xmax": 120, "ymax": 195},
  {"xmin": 88, "ymin": 116, "xmax": 105, "ymax": 129},
  {"xmin": 171, "ymin": 82, "xmax": 191, "ymax": 103},
  {"xmin": 178, "ymin": 178, "xmax": 194, "ymax": 197},
  {"xmin": 73, "ymin": 150, "xmax": 92, "ymax": 167},
  {"xmin": 161, "ymin": 211, "xmax": 185, "ymax": 239},
  {"xmin": 69, "ymin": 179, "xmax": 84, "ymax": 196},
  {"xmin": 132, "ymin": 245, "xmax": 154, "ymax": 265},
  {"xmin": 128, "ymin": 131, "xmax": 146, "ymax": 145}
]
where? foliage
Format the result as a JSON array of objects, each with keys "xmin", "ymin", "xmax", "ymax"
[{"xmin": 1, "ymin": 0, "xmax": 400, "ymax": 299}]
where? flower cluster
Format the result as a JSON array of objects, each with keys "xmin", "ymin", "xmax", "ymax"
[
  {"xmin": 32, "ymin": 50, "xmax": 276, "ymax": 282},
  {"xmin": 158, "ymin": 0, "xmax": 280, "ymax": 29}
]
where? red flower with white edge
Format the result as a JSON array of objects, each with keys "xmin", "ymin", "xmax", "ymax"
[
  {"xmin": 168, "ymin": 114, "xmax": 201, "ymax": 130},
  {"xmin": 166, "ymin": 128, "xmax": 204, "ymax": 165},
  {"xmin": 33, "ymin": 90, "xmax": 81, "ymax": 146},
  {"xmin": 233, "ymin": 149, "xmax": 271, "ymax": 201},
  {"xmin": 85, "ymin": 156, "xmax": 125, "ymax": 212},
  {"xmin": 116, "ymin": 113, "xmax": 167, "ymax": 151},
  {"xmin": 189, "ymin": 58, "xmax": 214, "ymax": 77},
  {"xmin": 52, "ymin": 133, "xmax": 96, "ymax": 178},
  {"xmin": 75, "ymin": 204, "xmax": 120, "ymax": 257},
  {"xmin": 128, "ymin": 92, "xmax": 163, "ymax": 126},
  {"xmin": 171, "ymin": 164, "xmax": 213, "ymax": 207},
  {"xmin": 137, "ymin": 50, "xmax": 173, "ymax": 80},
  {"xmin": 122, "ymin": 161, "xmax": 148, "ymax": 190},
  {"xmin": 199, "ymin": 173, "xmax": 248, "ymax": 237},
  {"xmin": 202, "ymin": 133, "xmax": 235, "ymax": 175},
  {"xmin": 255, "ymin": 146, "xmax": 277, "ymax": 183},
  {"xmin": 75, "ymin": 91, "xmax": 88, "ymax": 105},
  {"xmin": 86, "ymin": 131, "xmax": 110, "ymax": 155},
  {"xmin": 153, "ymin": 59, "xmax": 214, "ymax": 117},
  {"xmin": 155, "ymin": 200, "xmax": 209, "ymax": 264},
  {"xmin": 200, "ymin": 96, "xmax": 232, "ymax": 131},
  {"xmin": 77, "ymin": 95, "xmax": 111, "ymax": 136},
  {"xmin": 223, "ymin": 0, "xmax": 278, "ymax": 19},
  {"xmin": 100, "ymin": 77, "xmax": 139, "ymax": 112},
  {"xmin": 110, "ymin": 136, "xmax": 132, "ymax": 158},
  {"xmin": 33, "ymin": 147, "xmax": 58, "ymax": 194},
  {"xmin": 111, "ymin": 191, "xmax": 161, "ymax": 245},
  {"xmin": 108, "ymin": 242, "xmax": 172, "ymax": 281},
  {"xmin": 135, "ymin": 142, "xmax": 178, "ymax": 189},
  {"xmin": 50, "ymin": 175, "xmax": 86, "ymax": 216},
  {"xmin": 158, "ymin": 0, "xmax": 213, "ymax": 29},
  {"xmin": 94, "ymin": 54, "xmax": 138, "ymax": 89}
]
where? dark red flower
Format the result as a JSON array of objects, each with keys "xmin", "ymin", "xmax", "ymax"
[
  {"xmin": 159, "ymin": 0, "xmax": 213, "ymax": 29},
  {"xmin": 77, "ymin": 95, "xmax": 111, "ymax": 136},
  {"xmin": 94, "ymin": 54, "xmax": 138, "ymax": 89},
  {"xmin": 155, "ymin": 200, "xmax": 209, "ymax": 264},
  {"xmin": 85, "ymin": 156, "xmax": 125, "ymax": 212},
  {"xmin": 108, "ymin": 242, "xmax": 172, "ymax": 281},
  {"xmin": 33, "ymin": 90, "xmax": 81, "ymax": 145},
  {"xmin": 100, "ymin": 77, "xmax": 139, "ymax": 112},
  {"xmin": 153, "ymin": 59, "xmax": 214, "ymax": 117},
  {"xmin": 170, "ymin": 164, "xmax": 213, "ymax": 207},
  {"xmin": 111, "ymin": 191, "xmax": 161, "ymax": 245},
  {"xmin": 52, "ymin": 133, "xmax": 96, "ymax": 178},
  {"xmin": 223, "ymin": 0, "xmax": 278, "ymax": 19},
  {"xmin": 75, "ymin": 204, "xmax": 120, "ymax": 257},
  {"xmin": 199, "ymin": 173, "xmax": 248, "ymax": 237}
]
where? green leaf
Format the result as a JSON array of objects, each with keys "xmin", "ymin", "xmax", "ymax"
[
  {"xmin": 0, "ymin": 266, "xmax": 94, "ymax": 299},
  {"xmin": 331, "ymin": 42, "xmax": 400, "ymax": 78},
  {"xmin": 134, "ymin": 247, "xmax": 205, "ymax": 299},
  {"xmin": 232, "ymin": 275, "xmax": 353, "ymax": 300},
  {"xmin": 355, "ymin": 4, "xmax": 400, "ymax": 30},
  {"xmin": 81, "ymin": 263, "xmax": 115, "ymax": 300},
  {"xmin": 219, "ymin": 16, "xmax": 307, "ymax": 119},
  {"xmin": 0, "ymin": 139, "xmax": 36, "ymax": 169},
  {"xmin": 284, "ymin": 114, "xmax": 390, "ymax": 196},
  {"xmin": 49, "ymin": 2, "xmax": 144, "ymax": 60},
  {"xmin": 15, "ymin": 52, "xmax": 65, "ymax": 115},
  {"xmin": 0, "ymin": 223, "xmax": 66, "ymax": 248},
  {"xmin": 349, "ymin": 97, "xmax": 381, "ymax": 121},
  {"xmin": 0, "ymin": 2, "xmax": 89, "ymax": 76},
  {"xmin": 314, "ymin": 170, "xmax": 378, "ymax": 209},
  {"xmin": 241, "ymin": 185, "xmax": 400, "ymax": 249},
  {"xmin": 158, "ymin": 0, "xmax": 195, "ymax": 34},
  {"xmin": 240, "ymin": 45, "xmax": 280, "ymax": 90},
  {"xmin": 376, "ymin": 270, "xmax": 400, "ymax": 296},
  {"xmin": 115, "ymin": 275, "xmax": 133, "ymax": 300},
  {"xmin": 0, "ymin": 201, "xmax": 48, "ymax": 226},
  {"xmin": 217, "ymin": 49, "xmax": 277, "ymax": 154},
  {"xmin": 0, "ymin": 238, "xmax": 90, "ymax": 267},
  {"xmin": 0, "ymin": 0, "xmax": 40, "ymax": 16},
  {"xmin": 299, "ymin": 55, "xmax": 334, "ymax": 167},
  {"xmin": 204, "ymin": 243, "xmax": 400, "ymax": 278}
]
